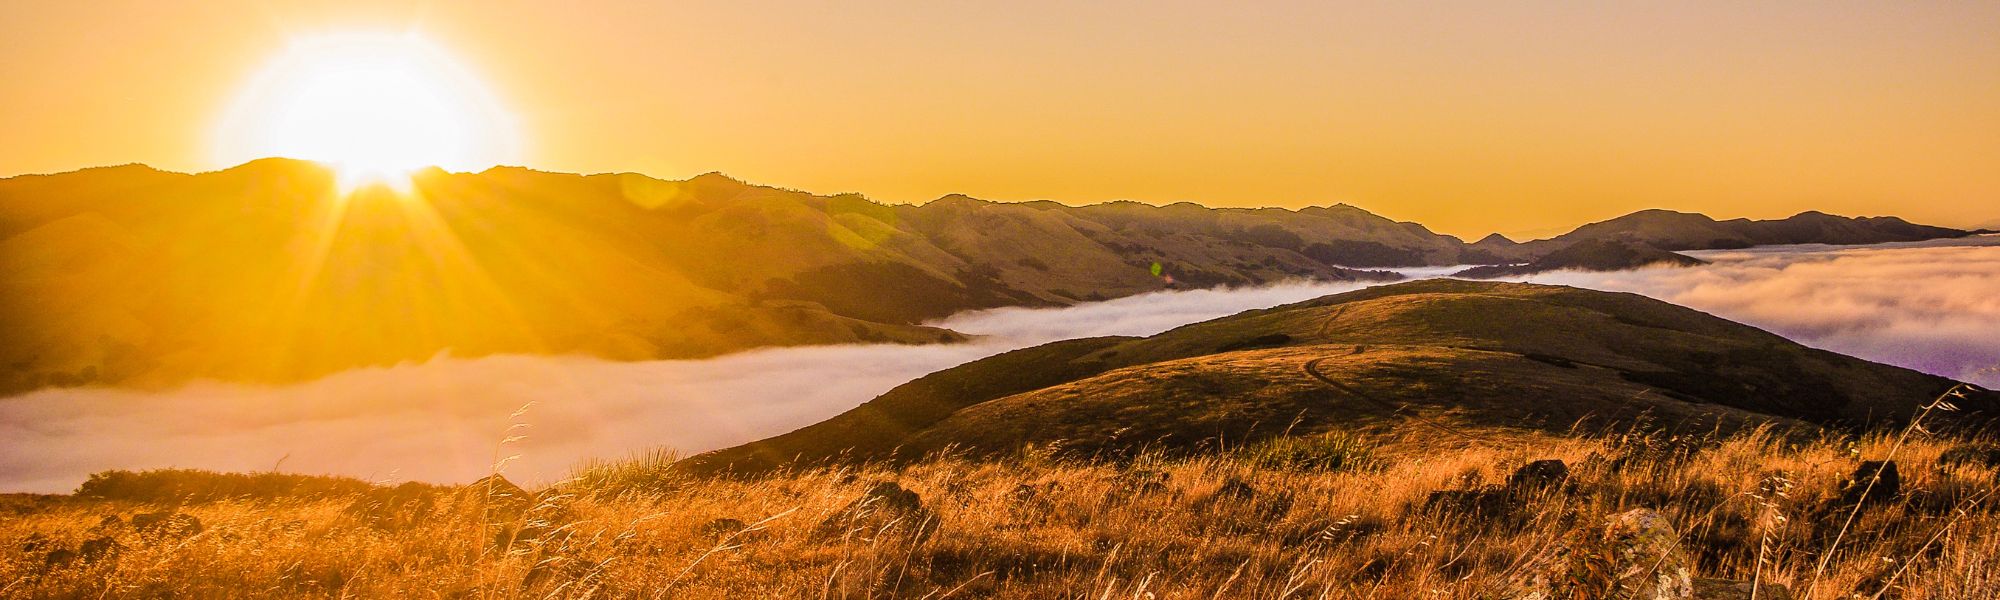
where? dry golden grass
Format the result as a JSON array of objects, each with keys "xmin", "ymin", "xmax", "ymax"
[{"xmin": 6, "ymin": 424, "xmax": 2000, "ymax": 599}]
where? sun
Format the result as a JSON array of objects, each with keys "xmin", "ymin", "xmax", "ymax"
[{"xmin": 213, "ymin": 32, "xmax": 520, "ymax": 190}]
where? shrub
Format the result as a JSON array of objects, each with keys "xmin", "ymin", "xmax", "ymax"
[
  {"xmin": 75, "ymin": 469, "xmax": 378, "ymax": 503},
  {"xmin": 565, "ymin": 447, "xmax": 683, "ymax": 497}
]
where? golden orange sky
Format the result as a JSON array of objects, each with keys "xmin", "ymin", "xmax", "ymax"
[{"xmin": 4, "ymin": 0, "xmax": 1997, "ymax": 239}]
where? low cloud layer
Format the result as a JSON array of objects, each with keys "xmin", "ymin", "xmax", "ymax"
[
  {"xmin": 0, "ymin": 278, "xmax": 1390, "ymax": 493},
  {"xmin": 1534, "ymin": 236, "xmax": 2000, "ymax": 389},
  {"xmin": 3, "ymin": 243, "xmax": 1994, "ymax": 493}
]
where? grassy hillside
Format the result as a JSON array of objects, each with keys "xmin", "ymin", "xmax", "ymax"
[
  {"xmin": 3, "ymin": 162, "xmax": 1966, "ymax": 394},
  {"xmin": 0, "ymin": 162, "xmax": 1409, "ymax": 393},
  {"xmin": 8, "ymin": 425, "xmax": 2000, "ymax": 598},
  {"xmin": 685, "ymin": 280, "xmax": 1987, "ymax": 473}
]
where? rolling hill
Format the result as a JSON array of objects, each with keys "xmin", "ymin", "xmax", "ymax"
[
  {"xmin": 1513, "ymin": 209, "xmax": 1966, "ymax": 255},
  {"xmin": 1455, "ymin": 210, "xmax": 1972, "ymax": 277},
  {"xmin": 681, "ymin": 280, "xmax": 1994, "ymax": 474},
  {"xmin": 1453, "ymin": 239, "xmax": 1708, "ymax": 278},
  {"xmin": 0, "ymin": 162, "xmax": 1971, "ymax": 393}
]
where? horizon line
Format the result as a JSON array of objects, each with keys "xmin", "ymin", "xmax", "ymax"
[{"xmin": 1, "ymin": 157, "xmax": 1977, "ymax": 243}]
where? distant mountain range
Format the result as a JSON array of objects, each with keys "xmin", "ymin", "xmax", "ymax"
[
  {"xmin": 1451, "ymin": 208, "xmax": 1971, "ymax": 278},
  {"xmin": 1453, "ymin": 239, "xmax": 1708, "ymax": 279},
  {"xmin": 682, "ymin": 280, "xmax": 1996, "ymax": 474},
  {"xmin": 0, "ymin": 160, "xmax": 1973, "ymax": 393},
  {"xmin": 1517, "ymin": 207, "xmax": 1965, "ymax": 251}
]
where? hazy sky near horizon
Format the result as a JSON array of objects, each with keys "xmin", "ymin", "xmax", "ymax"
[{"xmin": 4, "ymin": 1, "xmax": 1998, "ymax": 238}]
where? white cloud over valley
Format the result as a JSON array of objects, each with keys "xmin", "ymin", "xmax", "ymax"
[
  {"xmin": 2, "ymin": 240, "xmax": 1995, "ymax": 493},
  {"xmin": 1532, "ymin": 236, "xmax": 2000, "ymax": 390},
  {"xmin": 0, "ymin": 279, "xmax": 1387, "ymax": 493}
]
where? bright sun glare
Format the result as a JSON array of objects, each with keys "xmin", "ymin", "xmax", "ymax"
[{"xmin": 213, "ymin": 32, "xmax": 519, "ymax": 190}]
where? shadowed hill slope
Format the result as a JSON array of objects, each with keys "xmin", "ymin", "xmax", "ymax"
[
  {"xmin": 1453, "ymin": 239, "xmax": 1708, "ymax": 278},
  {"xmin": 682, "ymin": 280, "xmax": 1994, "ymax": 474},
  {"xmin": 1516, "ymin": 209, "xmax": 1966, "ymax": 255}
]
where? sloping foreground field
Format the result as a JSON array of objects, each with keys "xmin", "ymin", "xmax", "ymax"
[{"xmin": 5, "ymin": 425, "xmax": 2000, "ymax": 598}]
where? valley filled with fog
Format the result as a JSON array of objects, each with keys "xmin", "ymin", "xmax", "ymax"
[{"xmin": 2, "ymin": 236, "xmax": 1994, "ymax": 493}]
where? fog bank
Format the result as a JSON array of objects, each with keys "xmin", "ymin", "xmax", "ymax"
[
  {"xmin": 1533, "ymin": 235, "xmax": 2000, "ymax": 389},
  {"xmin": 0, "ymin": 278, "xmax": 1390, "ymax": 493},
  {"xmin": 4, "ymin": 240, "xmax": 1995, "ymax": 493}
]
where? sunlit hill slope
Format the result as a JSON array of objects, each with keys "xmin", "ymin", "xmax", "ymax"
[{"xmin": 0, "ymin": 161, "xmax": 1970, "ymax": 394}]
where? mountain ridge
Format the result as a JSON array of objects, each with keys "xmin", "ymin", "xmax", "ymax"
[
  {"xmin": 0, "ymin": 160, "xmax": 1973, "ymax": 393},
  {"xmin": 12, "ymin": 161, "xmax": 1964, "ymax": 247}
]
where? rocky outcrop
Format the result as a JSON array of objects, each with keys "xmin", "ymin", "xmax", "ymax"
[
  {"xmin": 817, "ymin": 481, "xmax": 938, "ymax": 542},
  {"xmin": 1839, "ymin": 460, "xmax": 1901, "ymax": 506},
  {"xmin": 1507, "ymin": 460, "xmax": 1571, "ymax": 490},
  {"xmin": 1938, "ymin": 445, "xmax": 2000, "ymax": 469},
  {"xmin": 462, "ymin": 475, "xmax": 545, "ymax": 549},
  {"xmin": 1423, "ymin": 459, "xmax": 1573, "ymax": 522},
  {"xmin": 131, "ymin": 511, "xmax": 204, "ymax": 541}
]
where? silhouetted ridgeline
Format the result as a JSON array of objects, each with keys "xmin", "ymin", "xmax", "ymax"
[{"xmin": 1453, "ymin": 239, "xmax": 1708, "ymax": 278}]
